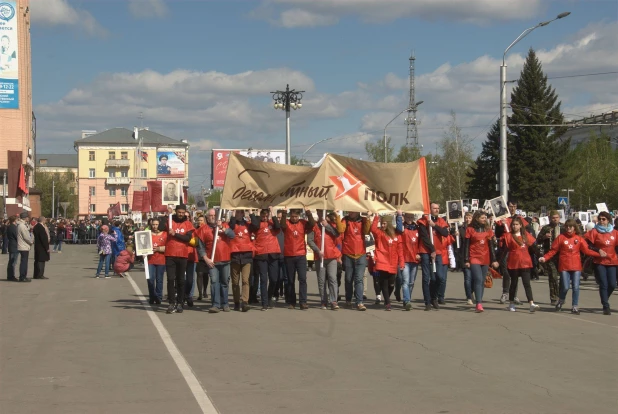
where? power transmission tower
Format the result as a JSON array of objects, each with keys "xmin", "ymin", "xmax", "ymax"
[{"xmin": 405, "ymin": 52, "xmax": 421, "ymax": 148}]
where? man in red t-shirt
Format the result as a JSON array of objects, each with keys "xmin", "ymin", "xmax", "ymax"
[
  {"xmin": 281, "ymin": 207, "xmax": 315, "ymax": 310},
  {"xmin": 164, "ymin": 204, "xmax": 195, "ymax": 314},
  {"xmin": 418, "ymin": 202, "xmax": 450, "ymax": 311}
]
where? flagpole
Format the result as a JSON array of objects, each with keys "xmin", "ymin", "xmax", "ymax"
[
  {"xmin": 210, "ymin": 208, "xmax": 223, "ymax": 262},
  {"xmin": 427, "ymin": 215, "xmax": 437, "ymax": 273}
]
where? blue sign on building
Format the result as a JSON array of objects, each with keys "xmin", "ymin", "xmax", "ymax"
[{"xmin": 0, "ymin": 1, "xmax": 19, "ymax": 109}]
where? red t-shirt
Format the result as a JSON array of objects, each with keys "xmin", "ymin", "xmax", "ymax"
[
  {"xmin": 283, "ymin": 219, "xmax": 309, "ymax": 257},
  {"xmin": 465, "ymin": 226, "xmax": 494, "ymax": 265},
  {"xmin": 585, "ymin": 229, "xmax": 618, "ymax": 265},
  {"xmin": 165, "ymin": 219, "xmax": 195, "ymax": 258},
  {"xmin": 543, "ymin": 233, "xmax": 600, "ymax": 272},
  {"xmin": 148, "ymin": 232, "xmax": 167, "ymax": 265},
  {"xmin": 502, "ymin": 232, "xmax": 536, "ymax": 269}
]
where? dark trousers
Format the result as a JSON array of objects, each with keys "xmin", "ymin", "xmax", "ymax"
[
  {"xmin": 277, "ymin": 258, "xmax": 287, "ymax": 298},
  {"xmin": 250, "ymin": 261, "xmax": 260, "ymax": 302},
  {"xmin": 19, "ymin": 251, "xmax": 29, "ymax": 280},
  {"xmin": 420, "ymin": 253, "xmax": 445, "ymax": 305},
  {"xmin": 256, "ymin": 257, "xmax": 279, "ymax": 308},
  {"xmin": 285, "ymin": 255, "xmax": 308, "ymax": 306},
  {"xmin": 166, "ymin": 256, "xmax": 187, "ymax": 305},
  {"xmin": 196, "ymin": 271, "xmax": 209, "ymax": 297},
  {"xmin": 1, "ymin": 235, "xmax": 7, "ymax": 254},
  {"xmin": 379, "ymin": 271, "xmax": 396, "ymax": 305},
  {"xmin": 184, "ymin": 261, "xmax": 195, "ymax": 300},
  {"xmin": 7, "ymin": 252, "xmax": 18, "ymax": 279},
  {"xmin": 33, "ymin": 261, "xmax": 46, "ymax": 279},
  {"xmin": 509, "ymin": 268, "xmax": 533, "ymax": 302}
]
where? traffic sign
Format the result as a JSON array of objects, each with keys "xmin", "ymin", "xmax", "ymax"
[{"xmin": 558, "ymin": 197, "xmax": 568, "ymax": 206}]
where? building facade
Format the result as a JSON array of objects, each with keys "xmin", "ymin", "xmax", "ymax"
[
  {"xmin": 0, "ymin": 0, "xmax": 35, "ymax": 217},
  {"xmin": 74, "ymin": 128, "xmax": 189, "ymax": 218}
]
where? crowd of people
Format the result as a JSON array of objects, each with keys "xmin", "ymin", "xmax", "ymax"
[{"xmin": 3, "ymin": 199, "xmax": 616, "ymax": 317}]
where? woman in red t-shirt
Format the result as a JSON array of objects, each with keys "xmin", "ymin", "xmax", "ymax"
[
  {"xmin": 500, "ymin": 217, "xmax": 540, "ymax": 313},
  {"xmin": 146, "ymin": 218, "xmax": 167, "ymax": 305},
  {"xmin": 464, "ymin": 211, "xmax": 499, "ymax": 313},
  {"xmin": 585, "ymin": 211, "xmax": 618, "ymax": 315},
  {"xmin": 370, "ymin": 214, "xmax": 404, "ymax": 311}
]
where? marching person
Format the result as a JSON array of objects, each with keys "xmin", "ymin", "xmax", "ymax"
[
  {"xmin": 250, "ymin": 206, "xmax": 281, "ymax": 311},
  {"xmin": 463, "ymin": 211, "xmax": 499, "ymax": 313},
  {"xmin": 536, "ymin": 210, "xmax": 564, "ymax": 305},
  {"xmin": 336, "ymin": 211, "xmax": 371, "ymax": 311},
  {"xmin": 228, "ymin": 209, "xmax": 255, "ymax": 312},
  {"xmin": 540, "ymin": 218, "xmax": 604, "ymax": 315},
  {"xmin": 312, "ymin": 210, "xmax": 341, "ymax": 310},
  {"xmin": 194, "ymin": 215, "xmax": 209, "ymax": 301},
  {"xmin": 417, "ymin": 203, "xmax": 449, "ymax": 311},
  {"xmin": 500, "ymin": 217, "xmax": 540, "ymax": 312},
  {"xmin": 147, "ymin": 219, "xmax": 166, "ymax": 305},
  {"xmin": 395, "ymin": 210, "xmax": 420, "ymax": 310},
  {"xmin": 165, "ymin": 204, "xmax": 195, "ymax": 314},
  {"xmin": 370, "ymin": 213, "xmax": 404, "ymax": 311},
  {"xmin": 32, "ymin": 217, "xmax": 51, "ymax": 280},
  {"xmin": 584, "ymin": 211, "xmax": 618, "ymax": 315},
  {"xmin": 494, "ymin": 200, "xmax": 527, "ymax": 305},
  {"xmin": 460, "ymin": 212, "xmax": 474, "ymax": 304},
  {"xmin": 280, "ymin": 207, "xmax": 315, "ymax": 310}
]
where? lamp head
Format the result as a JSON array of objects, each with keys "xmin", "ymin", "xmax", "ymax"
[{"xmin": 557, "ymin": 12, "xmax": 571, "ymax": 19}]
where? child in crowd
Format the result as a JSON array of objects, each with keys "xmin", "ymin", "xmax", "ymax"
[
  {"xmin": 96, "ymin": 225, "xmax": 117, "ymax": 279},
  {"xmin": 113, "ymin": 245, "xmax": 135, "ymax": 278}
]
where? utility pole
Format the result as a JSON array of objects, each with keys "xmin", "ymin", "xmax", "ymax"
[{"xmin": 52, "ymin": 180, "xmax": 55, "ymax": 218}]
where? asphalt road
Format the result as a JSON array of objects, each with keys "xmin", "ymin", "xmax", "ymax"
[{"xmin": 1, "ymin": 245, "xmax": 617, "ymax": 414}]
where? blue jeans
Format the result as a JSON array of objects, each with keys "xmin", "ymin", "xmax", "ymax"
[
  {"xmin": 7, "ymin": 252, "xmax": 18, "ymax": 279},
  {"xmin": 209, "ymin": 262, "xmax": 230, "ymax": 308},
  {"xmin": 595, "ymin": 264, "xmax": 617, "ymax": 308},
  {"xmin": 53, "ymin": 239, "xmax": 63, "ymax": 252},
  {"xmin": 420, "ymin": 253, "xmax": 445, "ymax": 305},
  {"xmin": 401, "ymin": 262, "xmax": 419, "ymax": 303},
  {"xmin": 463, "ymin": 266, "xmax": 472, "ymax": 300},
  {"xmin": 470, "ymin": 264, "xmax": 488, "ymax": 304},
  {"xmin": 439, "ymin": 265, "xmax": 448, "ymax": 301},
  {"xmin": 147, "ymin": 264, "xmax": 165, "ymax": 301},
  {"xmin": 560, "ymin": 270, "xmax": 581, "ymax": 307},
  {"xmin": 96, "ymin": 254, "xmax": 111, "ymax": 276},
  {"xmin": 185, "ymin": 261, "xmax": 196, "ymax": 299},
  {"xmin": 343, "ymin": 254, "xmax": 366, "ymax": 305}
]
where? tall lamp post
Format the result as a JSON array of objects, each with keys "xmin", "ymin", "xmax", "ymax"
[
  {"xmin": 384, "ymin": 101, "xmax": 423, "ymax": 162},
  {"xmin": 499, "ymin": 11, "xmax": 570, "ymax": 200},
  {"xmin": 271, "ymin": 84, "xmax": 304, "ymax": 165}
]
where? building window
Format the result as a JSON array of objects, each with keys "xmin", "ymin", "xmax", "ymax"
[
  {"xmin": 39, "ymin": 159, "xmax": 47, "ymax": 166},
  {"xmin": 142, "ymin": 187, "xmax": 148, "ymax": 191},
  {"xmin": 108, "ymin": 168, "xmax": 115, "ymax": 178},
  {"xmin": 121, "ymin": 151, "xmax": 128, "ymax": 160},
  {"xmin": 89, "ymin": 168, "xmax": 95, "ymax": 178},
  {"xmin": 121, "ymin": 187, "xmax": 128, "ymax": 197},
  {"xmin": 120, "ymin": 170, "xmax": 128, "ymax": 178},
  {"xmin": 89, "ymin": 186, "xmax": 95, "ymax": 196},
  {"xmin": 141, "ymin": 168, "xmax": 147, "ymax": 178},
  {"xmin": 108, "ymin": 151, "xmax": 116, "ymax": 160},
  {"xmin": 90, "ymin": 204, "xmax": 96, "ymax": 213},
  {"xmin": 121, "ymin": 204, "xmax": 129, "ymax": 213},
  {"xmin": 109, "ymin": 188, "xmax": 116, "ymax": 196},
  {"xmin": 89, "ymin": 151, "xmax": 95, "ymax": 161}
]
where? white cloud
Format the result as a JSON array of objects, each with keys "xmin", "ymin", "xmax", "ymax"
[
  {"xmin": 30, "ymin": 0, "xmax": 106, "ymax": 36},
  {"xmin": 257, "ymin": 0, "xmax": 544, "ymax": 28},
  {"xmin": 128, "ymin": 0, "xmax": 169, "ymax": 19}
]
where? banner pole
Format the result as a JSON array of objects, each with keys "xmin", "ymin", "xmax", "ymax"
[
  {"xmin": 210, "ymin": 208, "xmax": 223, "ymax": 262},
  {"xmin": 428, "ymin": 215, "xmax": 437, "ymax": 273},
  {"xmin": 144, "ymin": 256, "xmax": 150, "ymax": 280},
  {"xmin": 455, "ymin": 222, "xmax": 460, "ymax": 249}
]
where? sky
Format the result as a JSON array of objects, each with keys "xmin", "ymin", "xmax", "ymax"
[{"xmin": 30, "ymin": 0, "xmax": 618, "ymax": 192}]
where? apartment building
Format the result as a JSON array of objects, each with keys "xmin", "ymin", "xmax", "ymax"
[{"xmin": 74, "ymin": 128, "xmax": 189, "ymax": 218}]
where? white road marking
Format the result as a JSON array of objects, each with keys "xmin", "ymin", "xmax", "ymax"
[
  {"xmin": 555, "ymin": 313, "xmax": 618, "ymax": 329},
  {"xmin": 126, "ymin": 274, "xmax": 219, "ymax": 414},
  {"xmin": 70, "ymin": 299, "xmax": 88, "ymax": 302}
]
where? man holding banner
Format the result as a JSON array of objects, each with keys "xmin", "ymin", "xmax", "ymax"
[{"xmin": 336, "ymin": 211, "xmax": 371, "ymax": 311}]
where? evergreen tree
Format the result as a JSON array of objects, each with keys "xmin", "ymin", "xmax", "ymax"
[
  {"xmin": 466, "ymin": 120, "xmax": 500, "ymax": 200},
  {"xmin": 507, "ymin": 48, "xmax": 569, "ymax": 210}
]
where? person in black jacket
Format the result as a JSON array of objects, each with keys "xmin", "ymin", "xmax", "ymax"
[
  {"xmin": 33, "ymin": 217, "xmax": 51, "ymax": 279},
  {"xmin": 6, "ymin": 216, "xmax": 19, "ymax": 281}
]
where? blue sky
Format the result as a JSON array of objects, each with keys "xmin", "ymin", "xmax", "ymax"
[{"xmin": 31, "ymin": 0, "xmax": 618, "ymax": 191}]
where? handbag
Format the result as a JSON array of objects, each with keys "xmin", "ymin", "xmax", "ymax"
[{"xmin": 484, "ymin": 271, "xmax": 493, "ymax": 288}]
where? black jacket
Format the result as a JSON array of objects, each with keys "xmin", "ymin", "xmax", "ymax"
[
  {"xmin": 33, "ymin": 223, "xmax": 50, "ymax": 262},
  {"xmin": 6, "ymin": 223, "xmax": 18, "ymax": 253}
]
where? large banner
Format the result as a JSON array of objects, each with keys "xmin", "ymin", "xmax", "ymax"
[
  {"xmin": 157, "ymin": 149, "xmax": 186, "ymax": 178},
  {"xmin": 221, "ymin": 153, "xmax": 430, "ymax": 214},
  {"xmin": 0, "ymin": 1, "xmax": 19, "ymax": 109},
  {"xmin": 212, "ymin": 149, "xmax": 285, "ymax": 188}
]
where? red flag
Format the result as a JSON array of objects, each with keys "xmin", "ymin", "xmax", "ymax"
[
  {"xmin": 107, "ymin": 202, "xmax": 121, "ymax": 220},
  {"xmin": 140, "ymin": 151, "xmax": 148, "ymax": 162},
  {"xmin": 147, "ymin": 181, "xmax": 167, "ymax": 213},
  {"xmin": 131, "ymin": 191, "xmax": 144, "ymax": 211},
  {"xmin": 18, "ymin": 165, "xmax": 28, "ymax": 195},
  {"xmin": 142, "ymin": 190, "xmax": 151, "ymax": 212}
]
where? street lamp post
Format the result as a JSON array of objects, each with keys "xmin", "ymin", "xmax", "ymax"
[
  {"xmin": 499, "ymin": 12, "xmax": 570, "ymax": 200},
  {"xmin": 271, "ymin": 84, "xmax": 304, "ymax": 165},
  {"xmin": 384, "ymin": 101, "xmax": 423, "ymax": 162},
  {"xmin": 562, "ymin": 188, "xmax": 575, "ymax": 206}
]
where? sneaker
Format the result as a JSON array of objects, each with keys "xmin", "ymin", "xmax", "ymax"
[
  {"xmin": 404, "ymin": 302, "xmax": 412, "ymax": 311},
  {"xmin": 424, "ymin": 304, "xmax": 432, "ymax": 311},
  {"xmin": 357, "ymin": 304, "xmax": 366, "ymax": 311},
  {"xmin": 321, "ymin": 304, "xmax": 327, "ymax": 310},
  {"xmin": 300, "ymin": 303, "xmax": 309, "ymax": 310},
  {"xmin": 95, "ymin": 275, "xmax": 100, "ymax": 278},
  {"xmin": 261, "ymin": 307, "xmax": 268, "ymax": 311},
  {"xmin": 241, "ymin": 302, "xmax": 251, "ymax": 312},
  {"xmin": 438, "ymin": 299, "xmax": 446, "ymax": 305},
  {"xmin": 186, "ymin": 298, "xmax": 194, "ymax": 308},
  {"xmin": 222, "ymin": 305, "xmax": 231, "ymax": 312},
  {"xmin": 176, "ymin": 304, "xmax": 184, "ymax": 313},
  {"xmin": 571, "ymin": 307, "xmax": 580, "ymax": 315},
  {"xmin": 104, "ymin": 275, "xmax": 110, "ymax": 279},
  {"xmin": 475, "ymin": 303, "xmax": 484, "ymax": 313},
  {"xmin": 385, "ymin": 304, "xmax": 392, "ymax": 311},
  {"xmin": 514, "ymin": 297, "xmax": 523, "ymax": 305},
  {"xmin": 555, "ymin": 301, "xmax": 563, "ymax": 312},
  {"xmin": 466, "ymin": 299, "xmax": 474, "ymax": 305},
  {"xmin": 500, "ymin": 293, "xmax": 507, "ymax": 304},
  {"xmin": 508, "ymin": 303, "xmax": 516, "ymax": 312},
  {"xmin": 331, "ymin": 302, "xmax": 339, "ymax": 310},
  {"xmin": 431, "ymin": 299, "xmax": 440, "ymax": 310},
  {"xmin": 209, "ymin": 307, "xmax": 220, "ymax": 314},
  {"xmin": 529, "ymin": 304, "xmax": 540, "ymax": 313},
  {"xmin": 166, "ymin": 304, "xmax": 176, "ymax": 314},
  {"xmin": 376, "ymin": 294, "xmax": 382, "ymax": 303},
  {"xmin": 603, "ymin": 307, "xmax": 611, "ymax": 315}
]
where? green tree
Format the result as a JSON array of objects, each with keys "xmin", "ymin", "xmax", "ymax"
[
  {"xmin": 393, "ymin": 144, "xmax": 422, "ymax": 163},
  {"xmin": 466, "ymin": 120, "xmax": 500, "ymax": 200},
  {"xmin": 507, "ymin": 48, "xmax": 569, "ymax": 210},
  {"xmin": 34, "ymin": 171, "xmax": 77, "ymax": 218},
  {"xmin": 365, "ymin": 136, "xmax": 395, "ymax": 163}
]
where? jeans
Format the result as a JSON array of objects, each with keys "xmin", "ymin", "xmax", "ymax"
[
  {"xmin": 594, "ymin": 264, "xmax": 616, "ymax": 308},
  {"xmin": 463, "ymin": 266, "xmax": 472, "ymax": 300},
  {"xmin": 96, "ymin": 254, "xmax": 111, "ymax": 276},
  {"xmin": 470, "ymin": 264, "xmax": 488, "ymax": 304},
  {"xmin": 147, "ymin": 264, "xmax": 165, "ymax": 301},
  {"xmin": 285, "ymin": 255, "xmax": 308, "ymax": 306},
  {"xmin": 559, "ymin": 270, "xmax": 581, "ymax": 307},
  {"xmin": 166, "ymin": 256, "xmax": 188, "ymax": 305},
  {"xmin": 343, "ymin": 254, "xmax": 366, "ymax": 305},
  {"xmin": 401, "ymin": 262, "xmax": 419, "ymax": 304},
  {"xmin": 185, "ymin": 261, "xmax": 196, "ymax": 299},
  {"xmin": 420, "ymin": 253, "xmax": 445, "ymax": 305},
  {"xmin": 439, "ymin": 265, "xmax": 448, "ymax": 301},
  {"xmin": 209, "ymin": 262, "xmax": 230, "ymax": 309},
  {"xmin": 53, "ymin": 239, "xmax": 63, "ymax": 252},
  {"xmin": 7, "ymin": 252, "xmax": 18, "ymax": 279},
  {"xmin": 316, "ymin": 258, "xmax": 338, "ymax": 305},
  {"xmin": 256, "ymin": 257, "xmax": 279, "ymax": 308}
]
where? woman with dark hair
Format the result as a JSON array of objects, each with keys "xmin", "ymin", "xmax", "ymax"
[
  {"xmin": 540, "ymin": 218, "xmax": 605, "ymax": 315},
  {"xmin": 500, "ymin": 217, "xmax": 540, "ymax": 312},
  {"xmin": 371, "ymin": 214, "xmax": 404, "ymax": 311},
  {"xmin": 460, "ymin": 212, "xmax": 474, "ymax": 305},
  {"xmin": 585, "ymin": 211, "xmax": 618, "ymax": 315},
  {"xmin": 464, "ymin": 211, "xmax": 499, "ymax": 313}
]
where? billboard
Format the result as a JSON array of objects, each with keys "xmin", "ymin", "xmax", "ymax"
[
  {"xmin": 212, "ymin": 149, "xmax": 285, "ymax": 188},
  {"xmin": 0, "ymin": 1, "xmax": 19, "ymax": 109},
  {"xmin": 157, "ymin": 148, "xmax": 186, "ymax": 178}
]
